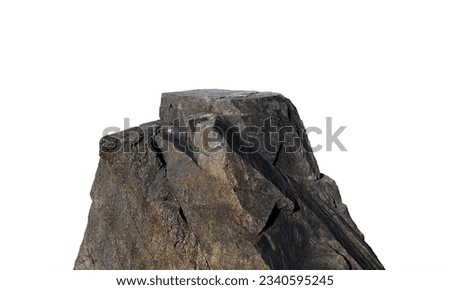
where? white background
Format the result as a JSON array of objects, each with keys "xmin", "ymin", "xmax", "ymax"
[{"xmin": 1, "ymin": 0, "xmax": 449, "ymax": 284}]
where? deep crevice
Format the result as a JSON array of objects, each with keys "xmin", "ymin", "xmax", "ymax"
[
  {"xmin": 178, "ymin": 207, "xmax": 188, "ymax": 223},
  {"xmin": 258, "ymin": 204, "xmax": 281, "ymax": 235},
  {"xmin": 149, "ymin": 134, "xmax": 167, "ymax": 168},
  {"xmin": 272, "ymin": 143, "xmax": 283, "ymax": 166}
]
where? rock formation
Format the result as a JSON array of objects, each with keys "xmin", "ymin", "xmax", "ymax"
[{"xmin": 74, "ymin": 89, "xmax": 384, "ymax": 270}]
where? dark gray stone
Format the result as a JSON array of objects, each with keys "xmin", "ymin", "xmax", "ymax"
[{"xmin": 74, "ymin": 89, "xmax": 384, "ymax": 270}]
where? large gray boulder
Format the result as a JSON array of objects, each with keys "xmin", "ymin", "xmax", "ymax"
[{"xmin": 74, "ymin": 89, "xmax": 384, "ymax": 270}]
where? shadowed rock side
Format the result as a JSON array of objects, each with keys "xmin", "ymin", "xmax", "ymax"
[{"xmin": 74, "ymin": 89, "xmax": 384, "ymax": 270}]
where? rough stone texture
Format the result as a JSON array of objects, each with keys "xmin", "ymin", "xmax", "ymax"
[{"xmin": 74, "ymin": 89, "xmax": 384, "ymax": 270}]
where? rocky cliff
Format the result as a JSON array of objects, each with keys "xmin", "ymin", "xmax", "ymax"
[{"xmin": 74, "ymin": 89, "xmax": 384, "ymax": 270}]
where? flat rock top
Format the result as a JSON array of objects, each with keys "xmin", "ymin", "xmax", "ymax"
[
  {"xmin": 159, "ymin": 89, "xmax": 289, "ymax": 125},
  {"xmin": 162, "ymin": 89, "xmax": 281, "ymax": 101}
]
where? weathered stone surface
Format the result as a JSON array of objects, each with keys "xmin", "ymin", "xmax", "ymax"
[{"xmin": 75, "ymin": 89, "xmax": 384, "ymax": 270}]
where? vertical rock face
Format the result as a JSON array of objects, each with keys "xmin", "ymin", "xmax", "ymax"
[{"xmin": 74, "ymin": 90, "xmax": 384, "ymax": 270}]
